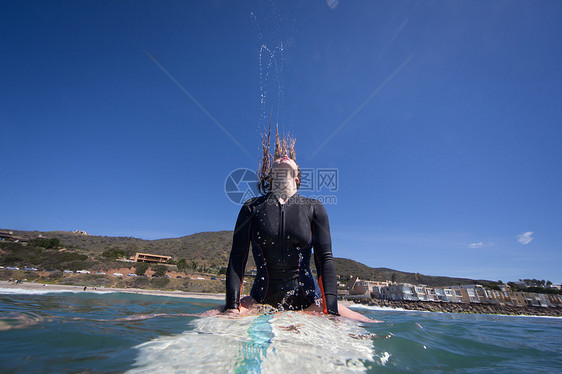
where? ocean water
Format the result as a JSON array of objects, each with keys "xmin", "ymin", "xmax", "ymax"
[{"xmin": 1, "ymin": 288, "xmax": 561, "ymax": 373}]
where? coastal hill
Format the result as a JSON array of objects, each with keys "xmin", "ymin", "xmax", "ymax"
[{"xmin": 2, "ymin": 229, "xmax": 485, "ymax": 287}]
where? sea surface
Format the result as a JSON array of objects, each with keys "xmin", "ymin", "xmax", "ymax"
[{"xmin": 1, "ymin": 287, "xmax": 561, "ymax": 373}]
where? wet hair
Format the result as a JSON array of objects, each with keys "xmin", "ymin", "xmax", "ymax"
[{"xmin": 257, "ymin": 125, "xmax": 301, "ymax": 194}]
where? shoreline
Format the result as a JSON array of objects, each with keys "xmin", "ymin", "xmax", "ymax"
[
  {"xmin": 3, "ymin": 281, "xmax": 561, "ymax": 318},
  {"xmin": 0, "ymin": 281, "xmax": 225, "ymax": 301}
]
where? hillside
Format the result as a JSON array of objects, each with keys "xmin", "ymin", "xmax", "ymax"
[
  {"xmin": 1, "ymin": 228, "xmax": 489, "ymax": 286},
  {"xmin": 2, "ymin": 229, "xmax": 238, "ymax": 268},
  {"xmin": 334, "ymin": 258, "xmax": 482, "ymax": 287}
]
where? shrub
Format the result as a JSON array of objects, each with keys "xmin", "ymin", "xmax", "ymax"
[
  {"xmin": 102, "ymin": 248, "xmax": 127, "ymax": 259},
  {"xmin": 132, "ymin": 277, "xmax": 150, "ymax": 288},
  {"xmin": 29, "ymin": 238, "xmax": 61, "ymax": 249},
  {"xmin": 152, "ymin": 265, "xmax": 167, "ymax": 277},
  {"xmin": 177, "ymin": 259, "xmax": 187, "ymax": 272},
  {"xmin": 150, "ymin": 277, "xmax": 170, "ymax": 289},
  {"xmin": 135, "ymin": 262, "xmax": 149, "ymax": 275}
]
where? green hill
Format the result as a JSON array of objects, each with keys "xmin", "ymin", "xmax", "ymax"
[
  {"xmin": 334, "ymin": 258, "xmax": 481, "ymax": 287},
  {"xmin": 1, "ymin": 228, "xmax": 489, "ymax": 286}
]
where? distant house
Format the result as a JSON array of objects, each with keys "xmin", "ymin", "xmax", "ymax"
[
  {"xmin": 424, "ymin": 287, "xmax": 437, "ymax": 301},
  {"xmin": 378, "ymin": 283, "xmax": 417, "ymax": 301},
  {"xmin": 450, "ymin": 288, "xmax": 464, "ymax": 303},
  {"xmin": 434, "ymin": 287, "xmax": 446, "ymax": 302},
  {"xmin": 130, "ymin": 252, "xmax": 171, "ymax": 264},
  {"xmin": 72, "ymin": 230, "xmax": 90, "ymax": 235},
  {"xmin": 347, "ymin": 276, "xmax": 389, "ymax": 297},
  {"xmin": 414, "ymin": 285, "xmax": 427, "ymax": 301},
  {"xmin": 485, "ymin": 289, "xmax": 503, "ymax": 305},
  {"xmin": 526, "ymin": 292, "xmax": 549, "ymax": 307},
  {"xmin": 510, "ymin": 292, "xmax": 528, "ymax": 307},
  {"xmin": 0, "ymin": 231, "xmax": 29, "ymax": 243},
  {"xmin": 346, "ymin": 276, "xmax": 370, "ymax": 296},
  {"xmin": 546, "ymin": 294, "xmax": 562, "ymax": 307},
  {"xmin": 456, "ymin": 285, "xmax": 481, "ymax": 303}
]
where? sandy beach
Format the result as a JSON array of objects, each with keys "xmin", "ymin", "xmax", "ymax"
[{"xmin": 0, "ymin": 280, "xmax": 225, "ymax": 301}]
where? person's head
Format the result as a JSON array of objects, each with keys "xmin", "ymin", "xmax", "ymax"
[{"xmin": 257, "ymin": 126, "xmax": 301, "ymax": 194}]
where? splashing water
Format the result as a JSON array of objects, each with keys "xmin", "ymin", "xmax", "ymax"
[{"xmin": 250, "ymin": 8, "xmax": 291, "ymax": 134}]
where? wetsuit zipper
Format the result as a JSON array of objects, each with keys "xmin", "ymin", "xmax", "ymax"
[{"xmin": 280, "ymin": 203, "xmax": 285, "ymax": 258}]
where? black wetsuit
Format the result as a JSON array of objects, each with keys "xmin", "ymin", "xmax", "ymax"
[{"xmin": 225, "ymin": 192, "xmax": 339, "ymax": 315}]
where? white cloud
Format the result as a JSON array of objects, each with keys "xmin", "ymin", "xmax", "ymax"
[
  {"xmin": 469, "ymin": 242, "xmax": 484, "ymax": 248},
  {"xmin": 517, "ymin": 231, "xmax": 535, "ymax": 245}
]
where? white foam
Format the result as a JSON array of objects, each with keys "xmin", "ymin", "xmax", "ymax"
[
  {"xmin": 128, "ymin": 312, "xmax": 380, "ymax": 373},
  {"xmin": 491, "ymin": 313, "xmax": 562, "ymax": 320},
  {"xmin": 348, "ymin": 304, "xmax": 409, "ymax": 312},
  {"xmin": 0, "ymin": 287, "xmax": 117, "ymax": 296},
  {"xmin": 377, "ymin": 351, "xmax": 391, "ymax": 366}
]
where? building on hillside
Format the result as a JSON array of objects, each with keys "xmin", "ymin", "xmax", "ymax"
[
  {"xmin": 130, "ymin": 252, "xmax": 171, "ymax": 264},
  {"xmin": 0, "ymin": 231, "xmax": 29, "ymax": 243}
]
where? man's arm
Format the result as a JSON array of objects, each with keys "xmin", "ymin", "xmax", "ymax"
[
  {"xmin": 312, "ymin": 202, "xmax": 339, "ymax": 315},
  {"xmin": 225, "ymin": 203, "xmax": 253, "ymax": 310}
]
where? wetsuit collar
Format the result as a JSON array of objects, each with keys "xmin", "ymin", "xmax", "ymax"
[{"xmin": 267, "ymin": 191, "xmax": 300, "ymax": 206}]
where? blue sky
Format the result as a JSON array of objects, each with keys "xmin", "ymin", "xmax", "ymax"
[{"xmin": 2, "ymin": 1, "xmax": 561, "ymax": 283}]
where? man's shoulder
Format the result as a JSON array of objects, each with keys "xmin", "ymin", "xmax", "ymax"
[
  {"xmin": 295, "ymin": 193, "xmax": 321, "ymax": 204},
  {"xmin": 293, "ymin": 194, "xmax": 326, "ymax": 211},
  {"xmin": 242, "ymin": 194, "xmax": 269, "ymax": 207}
]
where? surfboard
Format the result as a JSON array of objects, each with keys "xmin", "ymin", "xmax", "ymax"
[{"xmin": 128, "ymin": 312, "xmax": 389, "ymax": 373}]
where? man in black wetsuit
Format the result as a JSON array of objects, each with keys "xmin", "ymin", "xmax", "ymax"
[
  {"xmin": 222, "ymin": 130, "xmax": 376, "ymax": 323},
  {"xmin": 225, "ymin": 189, "xmax": 339, "ymax": 315},
  {"xmin": 224, "ymin": 119, "xmax": 340, "ymax": 317}
]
